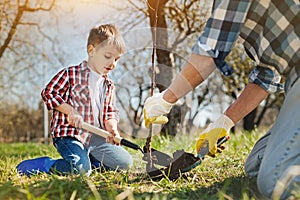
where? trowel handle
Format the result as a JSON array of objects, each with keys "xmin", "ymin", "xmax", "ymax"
[
  {"xmin": 197, "ymin": 135, "xmax": 231, "ymax": 158},
  {"xmin": 120, "ymin": 138, "xmax": 142, "ymax": 152},
  {"xmin": 82, "ymin": 122, "xmax": 122, "ymax": 143},
  {"xmin": 82, "ymin": 122, "xmax": 142, "ymax": 152},
  {"xmin": 217, "ymin": 135, "xmax": 231, "ymax": 146}
]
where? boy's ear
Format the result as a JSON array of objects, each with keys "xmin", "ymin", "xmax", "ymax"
[{"xmin": 87, "ymin": 45, "xmax": 95, "ymax": 56}]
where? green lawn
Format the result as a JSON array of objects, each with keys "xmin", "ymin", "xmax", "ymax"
[{"xmin": 0, "ymin": 130, "xmax": 265, "ymax": 200}]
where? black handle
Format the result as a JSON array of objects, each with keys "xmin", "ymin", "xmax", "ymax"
[
  {"xmin": 217, "ymin": 135, "xmax": 230, "ymax": 146},
  {"xmin": 120, "ymin": 138, "xmax": 143, "ymax": 153}
]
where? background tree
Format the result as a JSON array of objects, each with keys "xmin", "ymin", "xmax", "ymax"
[
  {"xmin": 122, "ymin": 0, "xmax": 212, "ymax": 136},
  {"xmin": 0, "ymin": 0, "xmax": 64, "ymax": 108},
  {"xmin": 0, "ymin": 0, "xmax": 57, "ymax": 141}
]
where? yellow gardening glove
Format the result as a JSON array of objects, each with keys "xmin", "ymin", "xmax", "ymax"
[
  {"xmin": 143, "ymin": 91, "xmax": 174, "ymax": 128},
  {"xmin": 144, "ymin": 109, "xmax": 169, "ymax": 128},
  {"xmin": 196, "ymin": 114, "xmax": 234, "ymax": 157}
]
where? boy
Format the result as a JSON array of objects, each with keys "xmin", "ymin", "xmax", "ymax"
[{"xmin": 17, "ymin": 24, "xmax": 132, "ymax": 176}]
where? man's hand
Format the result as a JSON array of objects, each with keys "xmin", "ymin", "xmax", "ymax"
[
  {"xmin": 143, "ymin": 91, "xmax": 174, "ymax": 128},
  {"xmin": 196, "ymin": 114, "xmax": 234, "ymax": 157}
]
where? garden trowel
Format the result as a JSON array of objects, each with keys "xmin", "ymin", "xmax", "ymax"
[
  {"xmin": 146, "ymin": 135, "xmax": 230, "ymax": 180},
  {"xmin": 82, "ymin": 122, "xmax": 172, "ymax": 167}
]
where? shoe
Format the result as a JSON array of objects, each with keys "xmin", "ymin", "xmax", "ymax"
[{"xmin": 16, "ymin": 156, "xmax": 56, "ymax": 176}]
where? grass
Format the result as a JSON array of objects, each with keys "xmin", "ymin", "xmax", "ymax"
[{"xmin": 0, "ymin": 129, "xmax": 265, "ymax": 200}]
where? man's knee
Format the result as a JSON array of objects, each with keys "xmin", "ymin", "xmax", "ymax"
[
  {"xmin": 256, "ymin": 168, "xmax": 275, "ymax": 199},
  {"xmin": 244, "ymin": 132, "xmax": 270, "ymax": 178},
  {"xmin": 271, "ymin": 165, "xmax": 300, "ymax": 199},
  {"xmin": 244, "ymin": 155, "xmax": 261, "ymax": 178}
]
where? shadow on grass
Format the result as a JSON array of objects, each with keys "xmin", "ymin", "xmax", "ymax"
[
  {"xmin": 0, "ymin": 173, "xmax": 264, "ymax": 200},
  {"xmin": 132, "ymin": 176, "xmax": 261, "ymax": 200},
  {"xmin": 0, "ymin": 176, "xmax": 121, "ymax": 200}
]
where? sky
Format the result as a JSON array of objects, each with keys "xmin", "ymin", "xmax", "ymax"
[{"xmin": 52, "ymin": 1, "xmax": 131, "ymax": 64}]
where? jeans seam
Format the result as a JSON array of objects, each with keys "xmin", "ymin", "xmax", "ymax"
[{"xmin": 272, "ymin": 130, "xmax": 299, "ymax": 193}]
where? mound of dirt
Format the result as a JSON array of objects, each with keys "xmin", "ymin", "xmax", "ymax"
[{"xmin": 147, "ymin": 149, "xmax": 201, "ymax": 180}]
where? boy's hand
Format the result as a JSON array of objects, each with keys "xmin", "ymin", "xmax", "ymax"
[
  {"xmin": 105, "ymin": 119, "xmax": 120, "ymax": 145},
  {"xmin": 143, "ymin": 91, "xmax": 173, "ymax": 128},
  {"xmin": 106, "ymin": 130, "xmax": 120, "ymax": 145},
  {"xmin": 196, "ymin": 114, "xmax": 234, "ymax": 157},
  {"xmin": 68, "ymin": 110, "xmax": 84, "ymax": 128}
]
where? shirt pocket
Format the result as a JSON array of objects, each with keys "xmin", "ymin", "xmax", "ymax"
[{"xmin": 72, "ymin": 85, "xmax": 90, "ymax": 107}]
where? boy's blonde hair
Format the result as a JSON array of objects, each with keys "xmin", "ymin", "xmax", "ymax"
[{"xmin": 87, "ymin": 24, "xmax": 126, "ymax": 54}]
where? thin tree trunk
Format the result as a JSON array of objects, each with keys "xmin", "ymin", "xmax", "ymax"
[{"xmin": 148, "ymin": 0, "xmax": 181, "ymax": 136}]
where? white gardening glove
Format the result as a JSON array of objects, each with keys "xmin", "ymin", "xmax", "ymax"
[
  {"xmin": 196, "ymin": 114, "xmax": 234, "ymax": 157},
  {"xmin": 143, "ymin": 91, "xmax": 174, "ymax": 128}
]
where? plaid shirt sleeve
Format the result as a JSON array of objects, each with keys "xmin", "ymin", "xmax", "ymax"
[
  {"xmin": 249, "ymin": 66, "xmax": 284, "ymax": 93},
  {"xmin": 192, "ymin": 0, "xmax": 251, "ymax": 76},
  {"xmin": 103, "ymin": 77, "xmax": 119, "ymax": 125},
  {"xmin": 41, "ymin": 68, "xmax": 69, "ymax": 110},
  {"xmin": 192, "ymin": 0, "xmax": 287, "ymax": 93}
]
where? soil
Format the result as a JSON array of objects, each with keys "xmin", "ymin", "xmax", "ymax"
[
  {"xmin": 147, "ymin": 149, "xmax": 201, "ymax": 180},
  {"xmin": 142, "ymin": 146, "xmax": 173, "ymax": 167}
]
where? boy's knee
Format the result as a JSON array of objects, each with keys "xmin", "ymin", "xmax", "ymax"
[
  {"xmin": 117, "ymin": 156, "xmax": 133, "ymax": 170},
  {"xmin": 70, "ymin": 156, "xmax": 92, "ymax": 176},
  {"xmin": 74, "ymin": 163, "xmax": 92, "ymax": 176}
]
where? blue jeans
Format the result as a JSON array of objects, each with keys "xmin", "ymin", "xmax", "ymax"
[
  {"xmin": 52, "ymin": 135, "xmax": 132, "ymax": 176},
  {"xmin": 244, "ymin": 79, "xmax": 300, "ymax": 199}
]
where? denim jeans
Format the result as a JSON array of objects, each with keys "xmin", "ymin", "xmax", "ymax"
[
  {"xmin": 52, "ymin": 135, "xmax": 133, "ymax": 176},
  {"xmin": 244, "ymin": 79, "xmax": 300, "ymax": 199}
]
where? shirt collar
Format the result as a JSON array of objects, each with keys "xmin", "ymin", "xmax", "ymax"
[{"xmin": 87, "ymin": 64, "xmax": 113, "ymax": 85}]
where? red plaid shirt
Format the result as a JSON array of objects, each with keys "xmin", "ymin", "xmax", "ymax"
[{"xmin": 41, "ymin": 61, "xmax": 119, "ymax": 146}]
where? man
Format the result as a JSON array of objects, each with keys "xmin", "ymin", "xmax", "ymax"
[{"xmin": 144, "ymin": 1, "xmax": 299, "ymax": 199}]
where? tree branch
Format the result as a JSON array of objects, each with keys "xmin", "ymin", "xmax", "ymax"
[
  {"xmin": 0, "ymin": 2, "xmax": 24, "ymax": 57},
  {"xmin": 0, "ymin": 0, "xmax": 55, "ymax": 58}
]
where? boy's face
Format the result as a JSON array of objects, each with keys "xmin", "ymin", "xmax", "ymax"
[{"xmin": 88, "ymin": 43, "xmax": 121, "ymax": 75}]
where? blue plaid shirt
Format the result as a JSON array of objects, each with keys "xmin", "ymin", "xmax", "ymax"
[{"xmin": 192, "ymin": 0, "xmax": 299, "ymax": 93}]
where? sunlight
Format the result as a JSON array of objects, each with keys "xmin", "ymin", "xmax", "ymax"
[{"xmin": 62, "ymin": 0, "xmax": 122, "ymax": 5}]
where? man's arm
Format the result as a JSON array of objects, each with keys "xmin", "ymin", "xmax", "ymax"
[
  {"xmin": 224, "ymin": 83, "xmax": 269, "ymax": 124},
  {"xmin": 144, "ymin": 1, "xmax": 251, "ymax": 119},
  {"xmin": 164, "ymin": 53, "xmax": 216, "ymax": 103},
  {"xmin": 195, "ymin": 82, "xmax": 269, "ymax": 157}
]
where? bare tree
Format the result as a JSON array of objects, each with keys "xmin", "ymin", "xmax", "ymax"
[
  {"xmin": 119, "ymin": 0, "xmax": 212, "ymax": 136},
  {"xmin": 0, "ymin": 0, "xmax": 55, "ymax": 57},
  {"xmin": 0, "ymin": 0, "xmax": 58, "ymax": 107}
]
